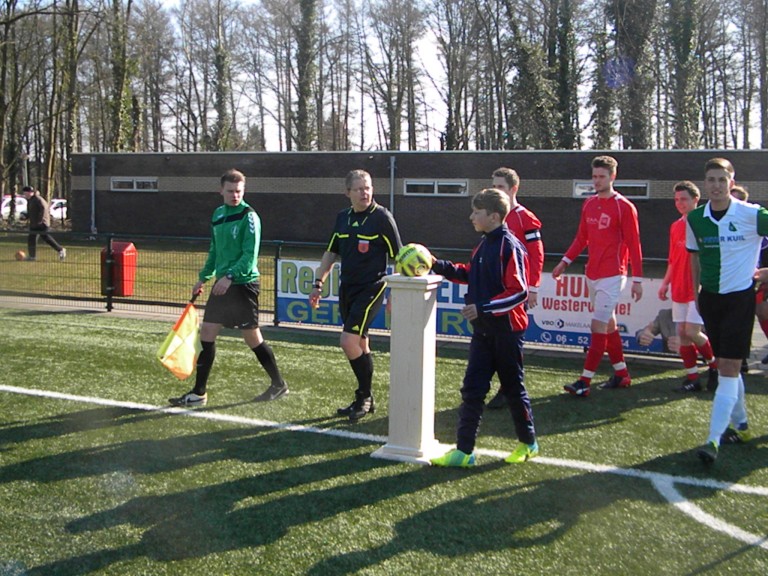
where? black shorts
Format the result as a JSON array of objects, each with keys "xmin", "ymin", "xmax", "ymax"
[
  {"xmin": 339, "ymin": 280, "xmax": 387, "ymax": 337},
  {"xmin": 203, "ymin": 282, "xmax": 260, "ymax": 329},
  {"xmin": 698, "ymin": 286, "xmax": 755, "ymax": 360}
]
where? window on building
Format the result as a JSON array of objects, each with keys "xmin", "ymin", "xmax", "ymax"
[
  {"xmin": 572, "ymin": 180, "xmax": 649, "ymax": 199},
  {"xmin": 111, "ymin": 177, "xmax": 159, "ymax": 192},
  {"xmin": 404, "ymin": 180, "xmax": 467, "ymax": 196}
]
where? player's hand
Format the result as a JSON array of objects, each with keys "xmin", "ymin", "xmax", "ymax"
[
  {"xmin": 528, "ymin": 292, "xmax": 538, "ymax": 309},
  {"xmin": 755, "ymin": 268, "xmax": 768, "ymax": 283},
  {"xmin": 637, "ymin": 328, "xmax": 654, "ymax": 347},
  {"xmin": 657, "ymin": 283, "xmax": 668, "ymax": 301},
  {"xmin": 552, "ymin": 261, "xmax": 567, "ymax": 279},
  {"xmin": 211, "ymin": 276, "xmax": 231, "ymax": 296},
  {"xmin": 631, "ymin": 281, "xmax": 643, "ymax": 302},
  {"xmin": 192, "ymin": 281, "xmax": 205, "ymax": 299},
  {"xmin": 461, "ymin": 303, "xmax": 478, "ymax": 321},
  {"xmin": 309, "ymin": 287, "xmax": 322, "ymax": 309}
]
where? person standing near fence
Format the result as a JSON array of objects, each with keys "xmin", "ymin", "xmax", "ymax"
[
  {"xmin": 687, "ymin": 158, "xmax": 768, "ymax": 464},
  {"xmin": 552, "ymin": 155, "xmax": 644, "ymax": 397},
  {"xmin": 309, "ymin": 169, "xmax": 403, "ymax": 422},
  {"xmin": 23, "ymin": 186, "xmax": 66, "ymax": 261},
  {"xmin": 169, "ymin": 169, "xmax": 288, "ymax": 407}
]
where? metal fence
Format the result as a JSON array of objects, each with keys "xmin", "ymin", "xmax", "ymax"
[{"xmin": 0, "ymin": 231, "xmax": 299, "ymax": 322}]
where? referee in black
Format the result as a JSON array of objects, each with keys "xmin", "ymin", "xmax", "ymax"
[{"xmin": 309, "ymin": 169, "xmax": 403, "ymax": 422}]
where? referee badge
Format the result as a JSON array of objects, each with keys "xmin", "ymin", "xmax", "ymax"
[{"xmin": 358, "ymin": 239, "xmax": 370, "ymax": 253}]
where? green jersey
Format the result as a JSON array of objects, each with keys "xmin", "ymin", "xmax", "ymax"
[
  {"xmin": 199, "ymin": 201, "xmax": 261, "ymax": 284},
  {"xmin": 685, "ymin": 199, "xmax": 768, "ymax": 294}
]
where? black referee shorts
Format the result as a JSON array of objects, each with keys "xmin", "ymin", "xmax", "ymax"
[
  {"xmin": 339, "ymin": 280, "xmax": 387, "ymax": 337},
  {"xmin": 203, "ymin": 282, "xmax": 261, "ymax": 329}
]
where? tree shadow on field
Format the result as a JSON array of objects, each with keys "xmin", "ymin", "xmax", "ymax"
[
  {"xmin": 27, "ymin": 453, "xmax": 500, "ymax": 575},
  {"xmin": 304, "ymin": 469, "xmax": 669, "ymax": 576},
  {"xmin": 0, "ymin": 423, "xmax": 343, "ymax": 486},
  {"xmin": 481, "ymin": 370, "xmax": 723, "ymax": 441},
  {"xmin": 636, "ymin": 431, "xmax": 768, "ymax": 485},
  {"xmin": 431, "ymin": 371, "xmax": 694, "ymax": 447},
  {"xmin": 0, "ymin": 406, "xmax": 142, "ymax": 451}
]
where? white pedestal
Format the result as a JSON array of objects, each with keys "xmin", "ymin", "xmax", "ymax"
[{"xmin": 371, "ymin": 274, "xmax": 449, "ymax": 464}]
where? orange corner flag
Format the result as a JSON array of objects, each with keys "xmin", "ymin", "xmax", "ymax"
[{"xmin": 157, "ymin": 301, "xmax": 202, "ymax": 379}]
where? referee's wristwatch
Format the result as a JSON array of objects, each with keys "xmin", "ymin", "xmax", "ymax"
[{"xmin": 225, "ymin": 271, "xmax": 234, "ymax": 280}]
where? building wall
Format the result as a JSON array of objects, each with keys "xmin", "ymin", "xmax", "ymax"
[{"xmin": 71, "ymin": 150, "xmax": 768, "ymax": 260}]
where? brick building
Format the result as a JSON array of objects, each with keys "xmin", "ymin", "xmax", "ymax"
[{"xmin": 71, "ymin": 150, "xmax": 768, "ymax": 259}]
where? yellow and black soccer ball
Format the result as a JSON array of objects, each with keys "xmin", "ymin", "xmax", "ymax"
[{"xmin": 395, "ymin": 243, "xmax": 433, "ymax": 277}]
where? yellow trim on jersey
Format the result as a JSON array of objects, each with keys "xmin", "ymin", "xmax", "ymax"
[{"xmin": 354, "ymin": 281, "xmax": 388, "ymax": 336}]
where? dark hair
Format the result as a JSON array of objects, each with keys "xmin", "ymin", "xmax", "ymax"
[
  {"xmin": 673, "ymin": 180, "xmax": 700, "ymax": 201},
  {"xmin": 591, "ymin": 155, "xmax": 618, "ymax": 174},
  {"xmin": 472, "ymin": 188, "xmax": 511, "ymax": 219},
  {"xmin": 492, "ymin": 167, "xmax": 520, "ymax": 188},
  {"xmin": 21, "ymin": 185, "xmax": 34, "ymax": 193},
  {"xmin": 221, "ymin": 169, "xmax": 246, "ymax": 186},
  {"xmin": 704, "ymin": 157, "xmax": 735, "ymax": 178}
]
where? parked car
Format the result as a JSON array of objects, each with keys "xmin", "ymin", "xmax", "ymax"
[
  {"xmin": 50, "ymin": 198, "xmax": 68, "ymax": 221},
  {"xmin": 1, "ymin": 195, "xmax": 28, "ymax": 220}
]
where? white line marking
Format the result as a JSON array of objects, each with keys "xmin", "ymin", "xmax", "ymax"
[
  {"xmin": 652, "ymin": 477, "xmax": 768, "ymax": 550},
  {"xmin": 3, "ymin": 384, "xmax": 768, "ymax": 548}
]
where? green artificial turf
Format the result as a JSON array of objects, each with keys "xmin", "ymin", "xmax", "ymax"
[{"xmin": 1, "ymin": 307, "xmax": 767, "ymax": 575}]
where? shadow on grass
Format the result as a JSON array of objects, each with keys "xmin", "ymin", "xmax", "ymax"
[
  {"xmin": 0, "ymin": 406, "xmax": 145, "ymax": 451},
  {"xmin": 303, "ymin": 470, "xmax": 658, "ymax": 575},
  {"xmin": 25, "ymin": 445, "xmax": 507, "ymax": 574}
]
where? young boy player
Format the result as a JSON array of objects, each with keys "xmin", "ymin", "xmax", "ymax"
[{"xmin": 430, "ymin": 188, "xmax": 538, "ymax": 467}]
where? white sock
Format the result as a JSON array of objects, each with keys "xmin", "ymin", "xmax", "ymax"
[
  {"xmin": 729, "ymin": 375, "xmax": 748, "ymax": 428},
  {"xmin": 707, "ymin": 375, "xmax": 739, "ymax": 444}
]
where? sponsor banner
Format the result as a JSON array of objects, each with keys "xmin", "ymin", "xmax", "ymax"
[{"xmin": 277, "ymin": 259, "xmax": 670, "ymax": 353}]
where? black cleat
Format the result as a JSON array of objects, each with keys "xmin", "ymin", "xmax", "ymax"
[
  {"xmin": 338, "ymin": 392, "xmax": 375, "ymax": 422},
  {"xmin": 674, "ymin": 376, "xmax": 702, "ymax": 393},
  {"xmin": 564, "ymin": 379, "xmax": 591, "ymax": 397},
  {"xmin": 697, "ymin": 441, "xmax": 718, "ymax": 464},
  {"xmin": 255, "ymin": 380, "xmax": 288, "ymax": 402}
]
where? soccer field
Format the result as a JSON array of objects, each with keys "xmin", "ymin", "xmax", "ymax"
[{"xmin": 1, "ymin": 306, "xmax": 767, "ymax": 575}]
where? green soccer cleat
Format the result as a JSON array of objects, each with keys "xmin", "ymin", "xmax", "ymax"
[
  {"xmin": 697, "ymin": 441, "xmax": 718, "ymax": 464},
  {"xmin": 505, "ymin": 441, "xmax": 540, "ymax": 463},
  {"xmin": 430, "ymin": 449, "xmax": 476, "ymax": 468}
]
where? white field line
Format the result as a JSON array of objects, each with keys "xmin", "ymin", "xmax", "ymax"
[{"xmin": 3, "ymin": 383, "xmax": 768, "ymax": 549}]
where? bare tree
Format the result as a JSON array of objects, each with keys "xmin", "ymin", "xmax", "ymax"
[{"xmin": 364, "ymin": 0, "xmax": 426, "ymax": 150}]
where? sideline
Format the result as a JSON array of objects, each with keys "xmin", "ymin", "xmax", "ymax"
[{"xmin": 3, "ymin": 383, "xmax": 768, "ymax": 551}]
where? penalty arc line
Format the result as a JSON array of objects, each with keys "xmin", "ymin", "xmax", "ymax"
[{"xmin": 2, "ymin": 383, "xmax": 767, "ymax": 549}]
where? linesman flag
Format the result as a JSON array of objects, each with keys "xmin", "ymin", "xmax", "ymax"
[{"xmin": 157, "ymin": 295, "xmax": 202, "ymax": 380}]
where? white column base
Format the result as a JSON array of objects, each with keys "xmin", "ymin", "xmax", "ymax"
[
  {"xmin": 371, "ymin": 440, "xmax": 451, "ymax": 465},
  {"xmin": 372, "ymin": 273, "xmax": 444, "ymax": 465}
]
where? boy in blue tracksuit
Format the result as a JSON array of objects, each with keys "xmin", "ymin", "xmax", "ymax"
[{"xmin": 430, "ymin": 188, "xmax": 538, "ymax": 467}]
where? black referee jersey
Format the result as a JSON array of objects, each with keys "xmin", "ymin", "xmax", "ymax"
[{"xmin": 326, "ymin": 201, "xmax": 402, "ymax": 286}]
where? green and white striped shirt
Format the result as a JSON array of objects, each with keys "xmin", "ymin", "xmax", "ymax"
[{"xmin": 685, "ymin": 199, "xmax": 768, "ymax": 294}]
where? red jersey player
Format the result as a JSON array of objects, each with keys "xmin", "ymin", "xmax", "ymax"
[
  {"xmin": 552, "ymin": 155, "xmax": 643, "ymax": 397},
  {"xmin": 658, "ymin": 181, "xmax": 717, "ymax": 392},
  {"xmin": 486, "ymin": 167, "xmax": 544, "ymax": 410}
]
